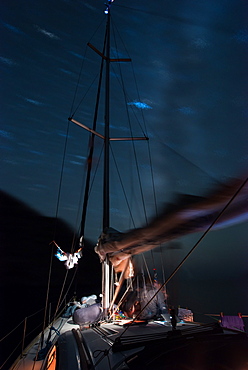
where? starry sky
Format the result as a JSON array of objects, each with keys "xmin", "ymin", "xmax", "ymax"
[{"xmin": 1, "ymin": 0, "xmax": 248, "ymax": 319}]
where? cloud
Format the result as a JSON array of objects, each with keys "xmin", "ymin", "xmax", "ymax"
[
  {"xmin": 74, "ymin": 155, "xmax": 87, "ymax": 160},
  {"xmin": 191, "ymin": 37, "xmax": 210, "ymax": 49},
  {"xmin": 28, "ymin": 183, "xmax": 49, "ymax": 191},
  {"xmin": 69, "ymin": 51, "xmax": 84, "ymax": 59},
  {"xmin": 3, "ymin": 22, "xmax": 24, "ymax": 35},
  {"xmin": 233, "ymin": 29, "xmax": 248, "ymax": 44},
  {"xmin": 70, "ymin": 160, "xmax": 83, "ymax": 165},
  {"xmin": 34, "ymin": 25, "xmax": 60, "ymax": 40},
  {"xmin": 60, "ymin": 68, "xmax": 73, "ymax": 75},
  {"xmin": 58, "ymin": 131, "xmax": 73, "ymax": 138},
  {"xmin": 176, "ymin": 106, "xmax": 196, "ymax": 115},
  {"xmin": 29, "ymin": 150, "xmax": 45, "ymax": 156},
  {"xmin": 127, "ymin": 101, "xmax": 152, "ymax": 109},
  {"xmin": 69, "ymin": 154, "xmax": 86, "ymax": 165},
  {"xmin": 0, "ymin": 130, "xmax": 14, "ymax": 140},
  {"xmin": 24, "ymin": 98, "xmax": 44, "ymax": 106},
  {"xmin": 0, "ymin": 56, "xmax": 16, "ymax": 66},
  {"xmin": 83, "ymin": 3, "xmax": 97, "ymax": 11}
]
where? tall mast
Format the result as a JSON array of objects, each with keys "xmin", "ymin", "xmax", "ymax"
[
  {"xmin": 70, "ymin": 0, "xmax": 143, "ymax": 318},
  {"xmin": 102, "ymin": 0, "xmax": 112, "ymax": 317},
  {"xmin": 103, "ymin": 5, "xmax": 111, "ymax": 231}
]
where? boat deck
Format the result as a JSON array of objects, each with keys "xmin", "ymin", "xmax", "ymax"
[
  {"xmin": 71, "ymin": 319, "xmax": 248, "ymax": 369},
  {"xmin": 11, "ymin": 317, "xmax": 80, "ymax": 370},
  {"xmin": 11, "ymin": 316, "xmax": 248, "ymax": 369}
]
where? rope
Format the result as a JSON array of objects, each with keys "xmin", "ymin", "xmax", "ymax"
[
  {"xmin": 69, "ymin": 15, "xmax": 106, "ymax": 118},
  {"xmin": 110, "ymin": 145, "xmax": 136, "ymax": 228},
  {"xmin": 55, "ymin": 266, "xmax": 79, "ymax": 315},
  {"xmin": 31, "ymin": 245, "xmax": 57, "ymax": 369},
  {"xmin": 0, "ymin": 320, "xmax": 25, "ymax": 343},
  {"xmin": 110, "ymin": 22, "xmax": 148, "ymax": 228},
  {"xmin": 53, "ymin": 270, "xmax": 69, "ymax": 319},
  {"xmin": 93, "ymin": 348, "xmax": 111, "ymax": 368},
  {"xmin": 142, "ymin": 254, "xmax": 153, "ymax": 287},
  {"xmin": 0, "ymin": 339, "xmax": 24, "ymax": 370},
  {"xmin": 108, "ymin": 279, "xmax": 134, "ymax": 320},
  {"xmin": 40, "ymin": 242, "xmax": 55, "ymax": 349},
  {"xmin": 112, "ymin": 19, "xmax": 167, "ymax": 274}
]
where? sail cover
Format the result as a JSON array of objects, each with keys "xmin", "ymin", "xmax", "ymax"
[{"xmin": 95, "ymin": 177, "xmax": 248, "ymax": 272}]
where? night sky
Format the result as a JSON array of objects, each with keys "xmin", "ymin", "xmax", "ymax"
[{"xmin": 1, "ymin": 0, "xmax": 248, "ymax": 359}]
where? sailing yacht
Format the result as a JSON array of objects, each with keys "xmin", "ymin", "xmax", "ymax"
[{"xmin": 8, "ymin": 1, "xmax": 248, "ymax": 369}]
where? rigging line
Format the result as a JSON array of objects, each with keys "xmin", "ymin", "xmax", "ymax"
[
  {"xmin": 128, "ymin": 129, "xmax": 148, "ymax": 225},
  {"xmin": 69, "ymin": 14, "xmax": 106, "ymax": 117},
  {"xmin": 52, "ymin": 118, "xmax": 71, "ymax": 241},
  {"xmin": 0, "ymin": 316, "xmax": 45, "ymax": 370},
  {"xmin": 74, "ymin": 143, "xmax": 104, "ymax": 239},
  {"xmin": 71, "ymin": 232, "xmax": 80, "ymax": 259},
  {"xmin": 111, "ymin": 24, "xmax": 149, "ymax": 225},
  {"xmin": 0, "ymin": 338, "xmax": 24, "ymax": 370},
  {"xmin": 109, "ymin": 279, "xmax": 135, "ymax": 320},
  {"xmin": 70, "ymin": 72, "xmax": 100, "ymax": 118},
  {"xmin": 21, "ymin": 320, "xmax": 43, "ymax": 341},
  {"xmin": 110, "ymin": 145, "xmax": 136, "ymax": 228},
  {"xmin": 72, "ymin": 241, "xmax": 82, "ymax": 294},
  {"xmin": 142, "ymin": 254, "xmax": 153, "ymax": 287},
  {"xmin": 112, "ymin": 20, "xmax": 157, "ymax": 267},
  {"xmin": 47, "ymin": 257, "xmax": 76, "ymax": 315},
  {"xmin": 128, "ymin": 56, "xmax": 154, "ymax": 207},
  {"xmin": 109, "ymin": 259, "xmax": 130, "ymax": 313},
  {"xmin": 54, "ymin": 269, "xmax": 69, "ymax": 319},
  {"xmin": 114, "ymin": 4, "xmax": 221, "ymax": 32},
  {"xmin": 73, "ymin": 141, "xmax": 104, "ymax": 243},
  {"xmin": 114, "ymin": 53, "xmax": 148, "ymax": 226},
  {"xmin": 129, "ymin": 52, "xmax": 149, "ymax": 138},
  {"xmin": 113, "ymin": 16, "xmax": 220, "ymax": 187},
  {"xmin": 52, "ymin": 120, "xmax": 78, "ymax": 248},
  {"xmin": 116, "ymin": 176, "xmax": 248, "ymax": 339},
  {"xmin": 128, "ymin": 150, "xmax": 152, "ymax": 272},
  {"xmin": 74, "ymin": 162, "xmax": 91, "ymax": 240},
  {"xmin": 80, "ymin": 30, "xmax": 107, "ymax": 236},
  {"xmin": 55, "ymin": 266, "xmax": 79, "ymax": 315},
  {"xmin": 111, "ymin": 62, "xmax": 148, "ymax": 136},
  {"xmin": 147, "ymin": 138, "xmax": 166, "ymax": 279},
  {"xmin": 160, "ymin": 245, "xmax": 166, "ymax": 283},
  {"xmin": 111, "ymin": 21, "xmax": 147, "ymax": 136},
  {"xmin": 127, "ymin": 30, "xmax": 196, "ymax": 277},
  {"xmin": 0, "ymin": 320, "xmax": 24, "ymax": 342},
  {"xmin": 87, "ymin": 15, "xmax": 106, "ymax": 45},
  {"xmin": 69, "ymin": 44, "xmax": 88, "ymax": 118},
  {"xmin": 161, "ymin": 139, "xmax": 222, "ymax": 185},
  {"xmin": 25, "ymin": 306, "xmax": 45, "ymax": 319},
  {"xmin": 32, "ymin": 252, "xmax": 57, "ymax": 369},
  {"xmin": 110, "ymin": 265, "xmax": 114, "ymax": 304},
  {"xmin": 127, "ymin": 48, "xmax": 159, "ymax": 269},
  {"xmin": 111, "ymin": 20, "xmax": 147, "ymax": 136},
  {"xmin": 40, "ymin": 241, "xmax": 54, "ymax": 350},
  {"xmin": 87, "ymin": 142, "xmax": 104, "ymax": 202},
  {"xmin": 0, "ymin": 304, "xmax": 44, "ymax": 342}
]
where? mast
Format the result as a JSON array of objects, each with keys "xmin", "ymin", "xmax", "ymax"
[
  {"xmin": 70, "ymin": 0, "xmax": 145, "ymax": 318},
  {"xmin": 103, "ymin": 3, "xmax": 110, "ymax": 231},
  {"xmin": 102, "ymin": 1, "xmax": 111, "ymax": 316}
]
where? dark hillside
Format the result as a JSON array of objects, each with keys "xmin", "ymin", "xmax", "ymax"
[{"xmin": 0, "ymin": 190, "xmax": 101, "ymax": 368}]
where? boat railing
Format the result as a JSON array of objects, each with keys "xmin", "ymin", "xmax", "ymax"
[
  {"xmin": 0, "ymin": 306, "xmax": 45, "ymax": 369},
  {"xmin": 0, "ymin": 302, "xmax": 67, "ymax": 370},
  {"xmin": 192, "ymin": 312, "xmax": 248, "ymax": 333}
]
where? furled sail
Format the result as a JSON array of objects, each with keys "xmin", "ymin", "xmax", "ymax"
[{"xmin": 95, "ymin": 177, "xmax": 248, "ymax": 272}]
